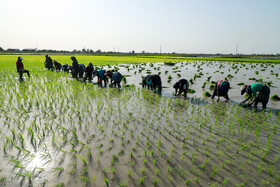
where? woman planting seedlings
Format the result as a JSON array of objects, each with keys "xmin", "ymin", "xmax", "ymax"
[
  {"xmin": 240, "ymin": 83, "xmax": 270, "ymax": 108},
  {"xmin": 211, "ymin": 79, "xmax": 230, "ymax": 101},
  {"xmin": 173, "ymin": 79, "xmax": 189, "ymax": 97},
  {"xmin": 83, "ymin": 62, "xmax": 94, "ymax": 82},
  {"xmin": 16, "ymin": 57, "xmax": 30, "ymax": 79},
  {"xmin": 78, "ymin": 63, "xmax": 85, "ymax": 78},
  {"xmin": 105, "ymin": 70, "xmax": 123, "ymax": 88},
  {"xmin": 54, "ymin": 60, "xmax": 62, "ymax": 71},
  {"xmin": 142, "ymin": 74, "xmax": 162, "ymax": 93},
  {"xmin": 142, "ymin": 74, "xmax": 152, "ymax": 89},
  {"xmin": 44, "ymin": 55, "xmax": 54, "ymax": 70},
  {"xmin": 97, "ymin": 69, "xmax": 107, "ymax": 87},
  {"xmin": 70, "ymin": 56, "xmax": 79, "ymax": 79},
  {"xmin": 61, "ymin": 64, "xmax": 69, "ymax": 72}
]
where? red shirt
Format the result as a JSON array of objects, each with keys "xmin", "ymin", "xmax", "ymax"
[{"xmin": 16, "ymin": 60, "xmax": 23, "ymax": 69}]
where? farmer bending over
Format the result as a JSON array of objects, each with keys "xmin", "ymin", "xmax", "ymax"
[
  {"xmin": 44, "ymin": 55, "xmax": 54, "ymax": 70},
  {"xmin": 150, "ymin": 74, "xmax": 162, "ymax": 93},
  {"xmin": 78, "ymin": 63, "xmax": 85, "ymax": 78},
  {"xmin": 105, "ymin": 71, "xmax": 123, "ymax": 88},
  {"xmin": 70, "ymin": 56, "xmax": 79, "ymax": 79},
  {"xmin": 84, "ymin": 62, "xmax": 94, "ymax": 82},
  {"xmin": 142, "ymin": 75, "xmax": 151, "ymax": 89},
  {"xmin": 173, "ymin": 79, "xmax": 189, "ymax": 97},
  {"xmin": 240, "ymin": 83, "xmax": 270, "ymax": 108},
  {"xmin": 61, "ymin": 64, "xmax": 69, "ymax": 72},
  {"xmin": 211, "ymin": 79, "xmax": 230, "ymax": 101},
  {"xmin": 54, "ymin": 60, "xmax": 62, "ymax": 71},
  {"xmin": 16, "ymin": 57, "xmax": 30, "ymax": 79},
  {"xmin": 97, "ymin": 69, "xmax": 107, "ymax": 87}
]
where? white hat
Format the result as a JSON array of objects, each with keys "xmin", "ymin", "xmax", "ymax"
[{"xmin": 19, "ymin": 57, "xmax": 24, "ymax": 60}]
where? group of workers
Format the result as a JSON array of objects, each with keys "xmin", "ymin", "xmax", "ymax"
[
  {"xmin": 48, "ymin": 56, "xmax": 123, "ymax": 87},
  {"xmin": 209, "ymin": 79, "xmax": 270, "ymax": 108},
  {"xmin": 16, "ymin": 56, "xmax": 271, "ymax": 108},
  {"xmin": 170, "ymin": 78, "xmax": 270, "ymax": 108},
  {"xmin": 142, "ymin": 74, "xmax": 270, "ymax": 108}
]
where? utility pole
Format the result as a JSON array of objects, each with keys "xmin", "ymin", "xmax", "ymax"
[
  {"xmin": 160, "ymin": 45, "xmax": 162, "ymax": 54},
  {"xmin": 235, "ymin": 44, "xmax": 239, "ymax": 55}
]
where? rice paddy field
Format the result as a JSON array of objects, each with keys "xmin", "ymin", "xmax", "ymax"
[{"xmin": 0, "ymin": 55, "xmax": 280, "ymax": 186}]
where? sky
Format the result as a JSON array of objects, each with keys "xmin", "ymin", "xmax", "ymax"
[{"xmin": 0, "ymin": 0, "xmax": 280, "ymax": 54}]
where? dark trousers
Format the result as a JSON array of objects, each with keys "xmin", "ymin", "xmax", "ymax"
[
  {"xmin": 84, "ymin": 75, "xmax": 92, "ymax": 82},
  {"xmin": 72, "ymin": 70, "xmax": 78, "ymax": 79},
  {"xmin": 19, "ymin": 69, "xmax": 30, "ymax": 79},
  {"xmin": 255, "ymin": 85, "xmax": 270, "ymax": 108},
  {"xmin": 98, "ymin": 77, "xmax": 107, "ymax": 87},
  {"xmin": 112, "ymin": 81, "xmax": 121, "ymax": 88}
]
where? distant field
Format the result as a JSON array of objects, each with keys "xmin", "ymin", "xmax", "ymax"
[{"xmin": 1, "ymin": 55, "xmax": 280, "ymax": 71}]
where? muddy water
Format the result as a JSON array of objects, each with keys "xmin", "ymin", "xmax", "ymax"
[{"xmin": 0, "ymin": 61, "xmax": 279, "ymax": 186}]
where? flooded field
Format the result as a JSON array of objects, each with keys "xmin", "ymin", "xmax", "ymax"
[
  {"xmin": 0, "ymin": 60, "xmax": 279, "ymax": 186},
  {"xmin": 109, "ymin": 61, "xmax": 280, "ymax": 110}
]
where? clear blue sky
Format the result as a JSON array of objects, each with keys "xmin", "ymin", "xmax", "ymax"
[{"xmin": 0, "ymin": 0, "xmax": 279, "ymax": 54}]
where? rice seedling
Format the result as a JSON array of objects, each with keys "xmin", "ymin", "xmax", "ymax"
[
  {"xmin": 164, "ymin": 61, "xmax": 176, "ymax": 66},
  {"xmin": 150, "ymin": 149, "xmax": 154, "ymax": 157},
  {"xmin": 104, "ymin": 178, "xmax": 109, "ymax": 187},
  {"xmin": 138, "ymin": 176, "xmax": 147, "ymax": 185},
  {"xmin": 143, "ymin": 157, "xmax": 147, "ymax": 165},
  {"xmin": 0, "ymin": 177, "xmax": 6, "ymax": 186},
  {"xmin": 201, "ymin": 82, "xmax": 207, "ymax": 88},
  {"xmin": 204, "ymin": 91, "xmax": 211, "ymax": 97},
  {"xmin": 76, "ymin": 176, "xmax": 90, "ymax": 183},
  {"xmin": 271, "ymin": 94, "xmax": 280, "ymax": 101},
  {"xmin": 210, "ymin": 165, "xmax": 218, "ymax": 179},
  {"xmin": 52, "ymin": 167, "xmax": 64, "ymax": 176},
  {"xmin": 189, "ymin": 78, "xmax": 194, "ymax": 84},
  {"xmin": 153, "ymin": 177, "xmax": 160, "ymax": 185},
  {"xmin": 168, "ymin": 176, "xmax": 173, "ymax": 182},
  {"xmin": 188, "ymin": 89, "xmax": 196, "ymax": 93},
  {"xmin": 111, "ymin": 154, "xmax": 119, "ymax": 166},
  {"xmin": 79, "ymin": 156, "xmax": 88, "ymax": 166}
]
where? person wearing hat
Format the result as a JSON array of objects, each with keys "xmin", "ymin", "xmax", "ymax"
[
  {"xmin": 16, "ymin": 57, "xmax": 30, "ymax": 79},
  {"xmin": 211, "ymin": 79, "xmax": 230, "ymax": 101},
  {"xmin": 240, "ymin": 83, "xmax": 270, "ymax": 108},
  {"xmin": 173, "ymin": 79, "xmax": 189, "ymax": 97},
  {"xmin": 105, "ymin": 70, "xmax": 123, "ymax": 88},
  {"xmin": 84, "ymin": 62, "xmax": 94, "ymax": 82}
]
